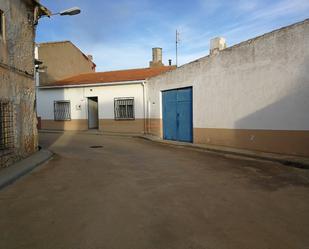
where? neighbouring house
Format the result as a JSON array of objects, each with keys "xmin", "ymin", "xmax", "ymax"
[
  {"xmin": 147, "ymin": 19, "xmax": 309, "ymax": 157},
  {"xmin": 37, "ymin": 48, "xmax": 175, "ymax": 133},
  {"xmin": 37, "ymin": 41, "xmax": 96, "ymax": 86},
  {"xmin": 0, "ymin": 0, "xmax": 50, "ymax": 168}
]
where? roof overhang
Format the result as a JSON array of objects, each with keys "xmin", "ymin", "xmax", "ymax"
[{"xmin": 38, "ymin": 80, "xmax": 146, "ymax": 89}]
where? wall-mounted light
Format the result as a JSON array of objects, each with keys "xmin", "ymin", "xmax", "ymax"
[
  {"xmin": 38, "ymin": 6, "xmax": 81, "ymax": 21},
  {"xmin": 53, "ymin": 7, "xmax": 81, "ymax": 16}
]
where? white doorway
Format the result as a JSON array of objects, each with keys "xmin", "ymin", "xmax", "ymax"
[{"xmin": 88, "ymin": 97, "xmax": 98, "ymax": 129}]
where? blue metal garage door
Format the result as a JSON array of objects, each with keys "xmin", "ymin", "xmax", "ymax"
[{"xmin": 162, "ymin": 87, "xmax": 193, "ymax": 142}]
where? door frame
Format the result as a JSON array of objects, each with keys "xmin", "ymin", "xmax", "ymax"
[
  {"xmin": 87, "ymin": 96, "xmax": 99, "ymax": 129},
  {"xmin": 161, "ymin": 86, "xmax": 193, "ymax": 143}
]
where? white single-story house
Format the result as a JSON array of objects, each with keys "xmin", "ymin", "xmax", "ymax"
[{"xmin": 37, "ymin": 49, "xmax": 175, "ymax": 133}]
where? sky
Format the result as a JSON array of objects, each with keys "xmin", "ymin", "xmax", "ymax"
[{"xmin": 37, "ymin": 0, "xmax": 309, "ymax": 72}]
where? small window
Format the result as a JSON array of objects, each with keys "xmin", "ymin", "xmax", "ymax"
[
  {"xmin": 0, "ymin": 10, "xmax": 4, "ymax": 38},
  {"xmin": 54, "ymin": 101, "xmax": 71, "ymax": 121},
  {"xmin": 114, "ymin": 98, "xmax": 134, "ymax": 120},
  {"xmin": 0, "ymin": 101, "xmax": 14, "ymax": 152}
]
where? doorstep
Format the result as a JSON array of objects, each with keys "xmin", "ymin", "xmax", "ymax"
[{"xmin": 139, "ymin": 134, "xmax": 309, "ymax": 169}]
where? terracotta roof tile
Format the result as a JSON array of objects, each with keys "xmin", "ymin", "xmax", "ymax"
[{"xmin": 49, "ymin": 66, "xmax": 176, "ymax": 86}]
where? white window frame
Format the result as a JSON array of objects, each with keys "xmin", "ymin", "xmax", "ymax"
[
  {"xmin": 54, "ymin": 100, "xmax": 71, "ymax": 121},
  {"xmin": 114, "ymin": 97, "xmax": 135, "ymax": 120}
]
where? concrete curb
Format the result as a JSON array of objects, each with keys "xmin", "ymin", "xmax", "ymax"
[
  {"xmin": 38, "ymin": 129, "xmax": 140, "ymax": 137},
  {"xmin": 38, "ymin": 131, "xmax": 309, "ymax": 168},
  {"xmin": 138, "ymin": 135, "xmax": 309, "ymax": 169},
  {"xmin": 0, "ymin": 149, "xmax": 53, "ymax": 190}
]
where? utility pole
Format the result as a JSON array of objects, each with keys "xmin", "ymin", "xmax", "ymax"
[{"xmin": 176, "ymin": 30, "xmax": 179, "ymax": 67}]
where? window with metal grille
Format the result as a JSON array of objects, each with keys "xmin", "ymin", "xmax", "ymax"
[
  {"xmin": 54, "ymin": 101, "xmax": 71, "ymax": 121},
  {"xmin": 114, "ymin": 98, "xmax": 135, "ymax": 120},
  {"xmin": 0, "ymin": 101, "xmax": 14, "ymax": 152},
  {"xmin": 0, "ymin": 10, "xmax": 4, "ymax": 38}
]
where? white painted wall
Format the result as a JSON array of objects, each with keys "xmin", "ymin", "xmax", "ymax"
[
  {"xmin": 147, "ymin": 20, "xmax": 309, "ymax": 131},
  {"xmin": 37, "ymin": 83, "xmax": 145, "ymax": 120}
]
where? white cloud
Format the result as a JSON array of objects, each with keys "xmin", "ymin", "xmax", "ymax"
[
  {"xmin": 179, "ymin": 0, "xmax": 309, "ymax": 62},
  {"xmin": 38, "ymin": 0, "xmax": 309, "ymax": 71},
  {"xmin": 250, "ymin": 0, "xmax": 309, "ymax": 20},
  {"xmin": 82, "ymin": 43, "xmax": 153, "ymax": 71},
  {"xmin": 198, "ymin": 0, "xmax": 223, "ymax": 15}
]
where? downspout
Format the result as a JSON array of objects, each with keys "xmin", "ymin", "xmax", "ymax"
[
  {"xmin": 34, "ymin": 44, "xmax": 40, "ymax": 131},
  {"xmin": 142, "ymin": 81, "xmax": 146, "ymax": 134}
]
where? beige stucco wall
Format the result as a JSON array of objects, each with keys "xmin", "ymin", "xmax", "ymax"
[
  {"xmin": 147, "ymin": 119, "xmax": 162, "ymax": 137},
  {"xmin": 38, "ymin": 41, "xmax": 95, "ymax": 86},
  {"xmin": 99, "ymin": 119, "xmax": 144, "ymax": 133},
  {"xmin": 0, "ymin": 0, "xmax": 38, "ymax": 168},
  {"xmin": 40, "ymin": 119, "xmax": 145, "ymax": 134},
  {"xmin": 41, "ymin": 120, "xmax": 88, "ymax": 131},
  {"xmin": 147, "ymin": 19, "xmax": 309, "ymax": 157}
]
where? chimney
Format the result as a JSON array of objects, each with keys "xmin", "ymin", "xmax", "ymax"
[
  {"xmin": 87, "ymin": 54, "xmax": 93, "ymax": 61},
  {"xmin": 150, "ymin": 48, "xmax": 164, "ymax": 68},
  {"xmin": 210, "ymin": 37, "xmax": 226, "ymax": 55}
]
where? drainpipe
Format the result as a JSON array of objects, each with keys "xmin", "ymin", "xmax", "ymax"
[{"xmin": 142, "ymin": 81, "xmax": 147, "ymax": 134}]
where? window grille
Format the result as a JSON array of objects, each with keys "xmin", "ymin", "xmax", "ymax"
[
  {"xmin": 0, "ymin": 10, "xmax": 4, "ymax": 38},
  {"xmin": 54, "ymin": 101, "xmax": 71, "ymax": 121},
  {"xmin": 114, "ymin": 98, "xmax": 135, "ymax": 120},
  {"xmin": 0, "ymin": 101, "xmax": 14, "ymax": 154}
]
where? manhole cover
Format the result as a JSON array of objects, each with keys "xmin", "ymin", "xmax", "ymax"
[{"xmin": 90, "ymin": 145, "xmax": 103, "ymax": 148}]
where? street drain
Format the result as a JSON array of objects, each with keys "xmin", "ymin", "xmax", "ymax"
[{"xmin": 90, "ymin": 145, "xmax": 103, "ymax": 148}]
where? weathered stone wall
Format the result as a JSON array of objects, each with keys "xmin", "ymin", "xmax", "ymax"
[{"xmin": 0, "ymin": 0, "xmax": 38, "ymax": 168}]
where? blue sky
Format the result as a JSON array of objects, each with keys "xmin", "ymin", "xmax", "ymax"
[{"xmin": 37, "ymin": 0, "xmax": 309, "ymax": 71}]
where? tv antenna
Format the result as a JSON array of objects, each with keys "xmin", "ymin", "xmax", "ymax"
[{"xmin": 176, "ymin": 30, "xmax": 180, "ymax": 67}]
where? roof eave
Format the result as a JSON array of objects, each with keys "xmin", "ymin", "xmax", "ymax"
[{"xmin": 38, "ymin": 80, "xmax": 146, "ymax": 89}]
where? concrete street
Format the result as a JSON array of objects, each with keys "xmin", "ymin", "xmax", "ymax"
[{"xmin": 0, "ymin": 132, "xmax": 309, "ymax": 249}]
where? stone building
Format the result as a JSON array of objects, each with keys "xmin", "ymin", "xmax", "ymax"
[
  {"xmin": 37, "ymin": 41, "xmax": 96, "ymax": 86},
  {"xmin": 0, "ymin": 0, "xmax": 50, "ymax": 168}
]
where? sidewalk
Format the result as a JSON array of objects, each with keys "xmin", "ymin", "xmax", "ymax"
[
  {"xmin": 39, "ymin": 130, "xmax": 309, "ymax": 169},
  {"xmin": 0, "ymin": 149, "xmax": 53, "ymax": 189},
  {"xmin": 139, "ymin": 134, "xmax": 309, "ymax": 169}
]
